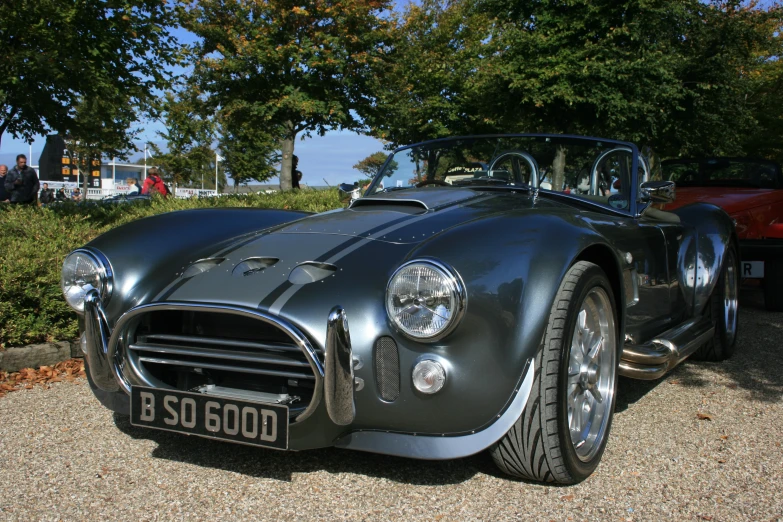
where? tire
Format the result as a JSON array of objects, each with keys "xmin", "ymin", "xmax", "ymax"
[
  {"xmin": 693, "ymin": 245, "xmax": 739, "ymax": 361},
  {"xmin": 490, "ymin": 261, "xmax": 619, "ymax": 484},
  {"xmin": 763, "ymin": 259, "xmax": 783, "ymax": 312}
]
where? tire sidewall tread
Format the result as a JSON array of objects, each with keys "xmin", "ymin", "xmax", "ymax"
[{"xmin": 491, "ymin": 260, "xmax": 619, "ymax": 484}]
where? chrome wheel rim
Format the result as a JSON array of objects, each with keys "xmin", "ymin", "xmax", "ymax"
[
  {"xmin": 723, "ymin": 250, "xmax": 739, "ymax": 344},
  {"xmin": 566, "ymin": 287, "xmax": 616, "ymax": 462}
]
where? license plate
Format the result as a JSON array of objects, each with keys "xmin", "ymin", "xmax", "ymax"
[
  {"xmin": 741, "ymin": 261, "xmax": 764, "ymax": 278},
  {"xmin": 130, "ymin": 386, "xmax": 288, "ymax": 450}
]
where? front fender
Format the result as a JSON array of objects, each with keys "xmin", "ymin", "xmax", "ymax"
[
  {"xmin": 84, "ymin": 208, "xmax": 310, "ymax": 324},
  {"xmin": 379, "ymin": 210, "xmax": 616, "ymax": 434}
]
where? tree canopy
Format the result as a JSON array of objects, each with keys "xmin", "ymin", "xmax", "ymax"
[
  {"xmin": 360, "ymin": 0, "xmax": 783, "ymax": 163},
  {"xmin": 0, "ymin": 0, "xmax": 178, "ymax": 148},
  {"xmin": 182, "ymin": 0, "xmax": 392, "ymax": 189}
]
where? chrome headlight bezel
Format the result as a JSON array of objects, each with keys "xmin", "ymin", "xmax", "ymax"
[
  {"xmin": 385, "ymin": 259, "xmax": 467, "ymax": 342},
  {"xmin": 61, "ymin": 248, "xmax": 113, "ymax": 313}
]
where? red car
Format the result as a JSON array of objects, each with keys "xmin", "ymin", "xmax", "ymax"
[{"xmin": 662, "ymin": 157, "xmax": 783, "ymax": 310}]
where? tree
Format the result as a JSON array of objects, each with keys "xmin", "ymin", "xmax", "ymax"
[
  {"xmin": 149, "ymin": 90, "xmax": 216, "ymax": 189},
  {"xmin": 353, "ymin": 151, "xmax": 389, "ymax": 178},
  {"xmin": 367, "ymin": 0, "xmax": 783, "ymax": 168},
  {"xmin": 64, "ymin": 95, "xmax": 140, "ymax": 196},
  {"xmin": 0, "ymin": 0, "xmax": 177, "ymax": 148},
  {"xmin": 182, "ymin": 0, "xmax": 392, "ymax": 189},
  {"xmin": 217, "ymin": 113, "xmax": 282, "ymax": 190},
  {"xmin": 361, "ymin": 0, "xmax": 490, "ymax": 147}
]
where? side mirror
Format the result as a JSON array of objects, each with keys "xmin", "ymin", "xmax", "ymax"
[
  {"xmin": 338, "ymin": 182, "xmax": 361, "ymax": 205},
  {"xmin": 640, "ymin": 180, "xmax": 675, "ymax": 204}
]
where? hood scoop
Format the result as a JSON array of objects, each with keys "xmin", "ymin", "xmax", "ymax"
[{"xmin": 350, "ymin": 187, "xmax": 480, "ymax": 212}]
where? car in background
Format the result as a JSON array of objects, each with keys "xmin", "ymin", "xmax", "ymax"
[{"xmin": 662, "ymin": 158, "xmax": 783, "ymax": 311}]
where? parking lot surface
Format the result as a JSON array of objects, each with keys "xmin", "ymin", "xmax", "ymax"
[{"xmin": 1, "ymin": 289, "xmax": 781, "ymax": 521}]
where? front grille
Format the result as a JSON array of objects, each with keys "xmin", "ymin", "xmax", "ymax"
[
  {"xmin": 374, "ymin": 336, "xmax": 400, "ymax": 402},
  {"xmin": 123, "ymin": 308, "xmax": 321, "ymax": 418}
]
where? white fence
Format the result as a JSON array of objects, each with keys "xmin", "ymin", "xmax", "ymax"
[{"xmin": 40, "ymin": 181, "xmax": 217, "ymax": 200}]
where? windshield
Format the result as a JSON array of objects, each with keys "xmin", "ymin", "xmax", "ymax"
[
  {"xmin": 367, "ymin": 135, "xmax": 642, "ymax": 212},
  {"xmin": 663, "ymin": 159, "xmax": 781, "ymax": 189}
]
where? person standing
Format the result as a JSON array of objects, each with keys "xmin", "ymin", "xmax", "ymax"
[
  {"xmin": 291, "ymin": 155, "xmax": 303, "ymax": 189},
  {"xmin": 0, "ymin": 165, "xmax": 9, "ymax": 203},
  {"xmin": 141, "ymin": 167, "xmax": 169, "ymax": 197},
  {"xmin": 4, "ymin": 154, "xmax": 40, "ymax": 205},
  {"xmin": 39, "ymin": 183, "xmax": 55, "ymax": 205}
]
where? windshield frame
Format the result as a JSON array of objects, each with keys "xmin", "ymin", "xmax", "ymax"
[{"xmin": 366, "ymin": 134, "xmax": 643, "ymax": 216}]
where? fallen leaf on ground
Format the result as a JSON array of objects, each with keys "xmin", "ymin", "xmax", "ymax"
[
  {"xmin": 560, "ymin": 495, "xmax": 575, "ymax": 501},
  {"xmin": 0, "ymin": 359, "xmax": 85, "ymax": 397},
  {"xmin": 697, "ymin": 413, "xmax": 713, "ymax": 421}
]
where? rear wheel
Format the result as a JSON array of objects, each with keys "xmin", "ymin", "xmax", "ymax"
[
  {"xmin": 693, "ymin": 246, "xmax": 739, "ymax": 361},
  {"xmin": 491, "ymin": 261, "xmax": 619, "ymax": 484},
  {"xmin": 763, "ymin": 259, "xmax": 783, "ymax": 312}
]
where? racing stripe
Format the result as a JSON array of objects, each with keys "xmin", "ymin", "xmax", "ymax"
[{"xmin": 266, "ymin": 204, "xmax": 467, "ymax": 314}]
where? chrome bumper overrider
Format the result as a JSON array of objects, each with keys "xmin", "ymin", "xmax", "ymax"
[{"xmin": 82, "ymin": 290, "xmax": 357, "ymax": 426}]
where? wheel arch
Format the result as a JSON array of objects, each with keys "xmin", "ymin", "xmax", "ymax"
[{"xmin": 571, "ymin": 243, "xmax": 626, "ymax": 338}]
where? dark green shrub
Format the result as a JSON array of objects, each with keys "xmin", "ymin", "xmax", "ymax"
[{"xmin": 0, "ymin": 190, "xmax": 343, "ymax": 348}]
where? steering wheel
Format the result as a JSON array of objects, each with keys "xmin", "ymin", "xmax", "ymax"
[
  {"xmin": 415, "ymin": 179, "xmax": 450, "ymax": 188},
  {"xmin": 487, "ymin": 151, "xmax": 539, "ymax": 187}
]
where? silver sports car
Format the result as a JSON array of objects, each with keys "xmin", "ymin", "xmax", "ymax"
[{"xmin": 63, "ymin": 134, "xmax": 738, "ymax": 484}]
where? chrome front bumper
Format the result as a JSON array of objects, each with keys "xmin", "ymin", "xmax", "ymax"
[{"xmin": 82, "ymin": 290, "xmax": 358, "ymax": 426}]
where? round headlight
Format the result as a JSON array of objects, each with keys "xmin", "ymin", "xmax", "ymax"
[
  {"xmin": 61, "ymin": 250, "xmax": 112, "ymax": 313},
  {"xmin": 386, "ymin": 260, "xmax": 465, "ymax": 341}
]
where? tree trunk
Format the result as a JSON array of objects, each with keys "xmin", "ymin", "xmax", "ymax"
[
  {"xmin": 552, "ymin": 145, "xmax": 566, "ymax": 192},
  {"xmin": 82, "ymin": 157, "xmax": 91, "ymax": 199},
  {"xmin": 280, "ymin": 122, "xmax": 295, "ymax": 191}
]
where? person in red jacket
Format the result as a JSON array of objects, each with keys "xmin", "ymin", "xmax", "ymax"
[{"xmin": 141, "ymin": 168, "xmax": 169, "ymax": 197}]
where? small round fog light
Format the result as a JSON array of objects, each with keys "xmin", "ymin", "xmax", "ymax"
[{"xmin": 412, "ymin": 360, "xmax": 446, "ymax": 394}]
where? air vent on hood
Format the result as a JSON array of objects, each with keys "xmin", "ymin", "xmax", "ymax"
[
  {"xmin": 349, "ymin": 198, "xmax": 427, "ymax": 214},
  {"xmin": 233, "ymin": 257, "xmax": 279, "ymax": 277},
  {"xmin": 288, "ymin": 262, "xmax": 338, "ymax": 284},
  {"xmin": 350, "ymin": 188, "xmax": 479, "ymax": 212}
]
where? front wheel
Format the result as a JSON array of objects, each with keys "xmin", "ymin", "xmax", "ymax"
[{"xmin": 491, "ymin": 261, "xmax": 619, "ymax": 484}]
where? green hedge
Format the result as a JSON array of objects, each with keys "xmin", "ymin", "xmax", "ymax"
[{"xmin": 0, "ymin": 190, "xmax": 343, "ymax": 349}]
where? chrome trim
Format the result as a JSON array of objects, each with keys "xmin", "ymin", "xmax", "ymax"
[
  {"xmin": 83, "ymin": 290, "xmax": 119, "ymax": 392},
  {"xmin": 487, "ymin": 151, "xmax": 540, "ymax": 188},
  {"xmin": 106, "ymin": 302, "xmax": 325, "ymax": 423},
  {"xmin": 385, "ymin": 258, "xmax": 468, "ymax": 343},
  {"xmin": 129, "ymin": 342, "xmax": 313, "ymax": 368},
  {"xmin": 639, "ymin": 180, "xmax": 676, "ymax": 204},
  {"xmin": 325, "ymin": 306, "xmax": 356, "ymax": 426},
  {"xmin": 335, "ymin": 359, "xmax": 535, "ymax": 460}
]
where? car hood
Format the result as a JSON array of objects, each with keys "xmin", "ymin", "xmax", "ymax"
[
  {"xmin": 665, "ymin": 187, "xmax": 777, "ymax": 214},
  {"xmin": 153, "ymin": 188, "xmax": 551, "ymax": 319}
]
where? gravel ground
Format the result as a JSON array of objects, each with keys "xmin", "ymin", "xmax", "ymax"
[{"xmin": 1, "ymin": 289, "xmax": 782, "ymax": 521}]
